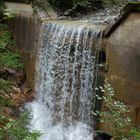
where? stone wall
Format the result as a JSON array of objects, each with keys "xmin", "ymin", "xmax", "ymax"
[
  {"xmin": 13, "ymin": 13, "xmax": 41, "ymax": 89},
  {"xmin": 7, "ymin": 1, "xmax": 58, "ymax": 89},
  {"xmin": 99, "ymin": 12, "xmax": 140, "ymax": 131}
]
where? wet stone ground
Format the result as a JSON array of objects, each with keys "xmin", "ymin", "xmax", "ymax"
[{"xmin": 58, "ymin": 5, "xmax": 124, "ymax": 25}]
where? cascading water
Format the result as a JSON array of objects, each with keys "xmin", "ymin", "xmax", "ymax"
[{"xmin": 26, "ymin": 22, "xmax": 102, "ymax": 140}]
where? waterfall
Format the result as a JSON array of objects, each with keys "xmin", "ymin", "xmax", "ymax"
[{"xmin": 26, "ymin": 22, "xmax": 102, "ymax": 140}]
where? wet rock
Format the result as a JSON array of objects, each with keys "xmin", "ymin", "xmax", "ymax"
[
  {"xmin": 75, "ymin": 12, "xmax": 82, "ymax": 18},
  {"xmin": 63, "ymin": 11, "xmax": 70, "ymax": 16},
  {"xmin": 0, "ymin": 67, "xmax": 26, "ymax": 85},
  {"xmin": 0, "ymin": 67, "xmax": 16, "ymax": 80},
  {"xmin": 58, "ymin": 16, "xmax": 68, "ymax": 19},
  {"xmin": 95, "ymin": 133, "xmax": 112, "ymax": 140},
  {"xmin": 15, "ymin": 70, "xmax": 26, "ymax": 86}
]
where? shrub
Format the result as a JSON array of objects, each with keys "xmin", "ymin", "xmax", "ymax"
[
  {"xmin": 0, "ymin": 23, "xmax": 23, "ymax": 69},
  {"xmin": 48, "ymin": 0, "xmax": 91, "ymax": 11},
  {"xmin": 129, "ymin": 127, "xmax": 140, "ymax": 140},
  {"xmin": 0, "ymin": 113, "xmax": 41, "ymax": 140},
  {"xmin": 92, "ymin": 80, "xmax": 132, "ymax": 139}
]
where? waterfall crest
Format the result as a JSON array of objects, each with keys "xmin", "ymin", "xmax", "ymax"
[{"xmin": 26, "ymin": 22, "xmax": 102, "ymax": 140}]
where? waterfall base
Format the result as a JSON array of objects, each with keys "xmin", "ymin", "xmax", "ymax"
[{"xmin": 26, "ymin": 101, "xmax": 94, "ymax": 140}]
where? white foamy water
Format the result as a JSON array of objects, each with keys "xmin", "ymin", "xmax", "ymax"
[
  {"xmin": 26, "ymin": 22, "xmax": 101, "ymax": 140},
  {"xmin": 27, "ymin": 101, "xmax": 93, "ymax": 140}
]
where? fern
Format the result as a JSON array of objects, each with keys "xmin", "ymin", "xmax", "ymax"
[
  {"xmin": 0, "ymin": 79, "xmax": 12, "ymax": 93},
  {"xmin": 0, "ymin": 29, "xmax": 12, "ymax": 51},
  {"xmin": 0, "ymin": 51, "xmax": 23, "ymax": 69},
  {"xmin": 0, "ymin": 113, "xmax": 41, "ymax": 140},
  {"xmin": 0, "ymin": 79, "xmax": 13, "ymax": 106}
]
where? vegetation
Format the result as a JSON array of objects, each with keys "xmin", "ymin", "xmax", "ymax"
[
  {"xmin": 0, "ymin": 113, "xmax": 41, "ymax": 140},
  {"xmin": 49, "ymin": 0, "xmax": 91, "ymax": 10},
  {"xmin": 0, "ymin": 2, "xmax": 41, "ymax": 140},
  {"xmin": 0, "ymin": 79, "xmax": 13, "ymax": 107},
  {"xmin": 48, "ymin": 0, "xmax": 127, "ymax": 9},
  {"xmin": 0, "ymin": 24, "xmax": 23, "ymax": 69},
  {"xmin": 93, "ymin": 80, "xmax": 140, "ymax": 140},
  {"xmin": 128, "ymin": 127, "xmax": 140, "ymax": 140},
  {"xmin": 30, "ymin": 0, "xmax": 128, "ymax": 14}
]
